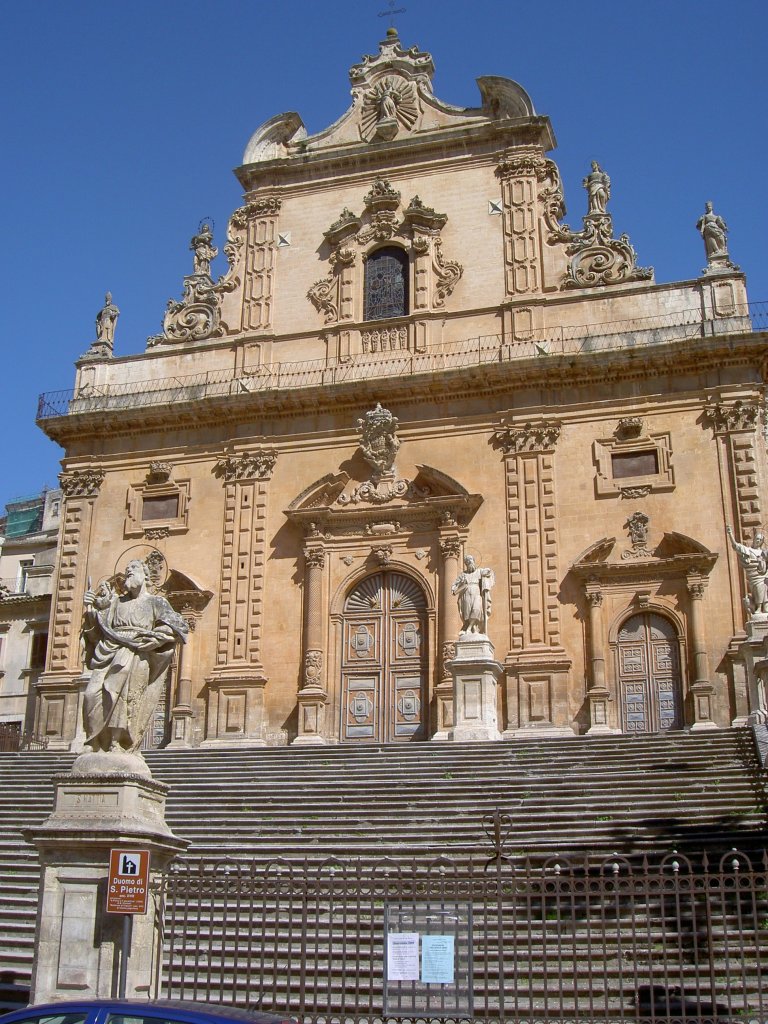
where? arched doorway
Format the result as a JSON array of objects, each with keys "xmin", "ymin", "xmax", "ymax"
[
  {"xmin": 341, "ymin": 571, "xmax": 428, "ymax": 742},
  {"xmin": 617, "ymin": 612, "xmax": 684, "ymax": 733}
]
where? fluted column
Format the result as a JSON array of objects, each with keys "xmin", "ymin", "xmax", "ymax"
[
  {"xmin": 687, "ymin": 574, "xmax": 717, "ymax": 730},
  {"xmin": 584, "ymin": 579, "xmax": 615, "ymax": 734},
  {"xmin": 294, "ymin": 544, "xmax": 328, "ymax": 745},
  {"xmin": 432, "ymin": 535, "xmax": 462, "ymax": 740},
  {"xmin": 168, "ymin": 613, "xmax": 197, "ymax": 747}
]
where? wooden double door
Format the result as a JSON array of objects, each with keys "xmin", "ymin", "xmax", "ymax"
[
  {"xmin": 618, "ymin": 612, "xmax": 684, "ymax": 733},
  {"xmin": 341, "ymin": 571, "xmax": 428, "ymax": 742}
]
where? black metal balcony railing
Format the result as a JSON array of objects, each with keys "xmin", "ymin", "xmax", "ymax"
[{"xmin": 37, "ymin": 301, "xmax": 767, "ymax": 421}]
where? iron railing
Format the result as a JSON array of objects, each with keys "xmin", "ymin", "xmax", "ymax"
[
  {"xmin": 156, "ymin": 816, "xmax": 768, "ymax": 1023},
  {"xmin": 38, "ymin": 301, "xmax": 768, "ymax": 421},
  {"xmin": 0, "ymin": 722, "xmax": 48, "ymax": 752}
]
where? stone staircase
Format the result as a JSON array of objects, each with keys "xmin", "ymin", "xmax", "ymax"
[{"xmin": 0, "ymin": 728, "xmax": 766, "ymax": 1007}]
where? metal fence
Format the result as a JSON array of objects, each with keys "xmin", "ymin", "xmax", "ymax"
[
  {"xmin": 0, "ymin": 722, "xmax": 48, "ymax": 751},
  {"xmin": 38, "ymin": 301, "xmax": 768, "ymax": 422},
  {"xmin": 156, "ymin": 817, "xmax": 768, "ymax": 1023}
]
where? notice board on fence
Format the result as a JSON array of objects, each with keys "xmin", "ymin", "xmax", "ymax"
[{"xmin": 384, "ymin": 902, "xmax": 472, "ymax": 1018}]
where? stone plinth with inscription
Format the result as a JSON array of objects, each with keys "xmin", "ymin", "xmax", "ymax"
[
  {"xmin": 733, "ymin": 618, "xmax": 768, "ymax": 727},
  {"xmin": 25, "ymin": 754, "xmax": 187, "ymax": 1002},
  {"xmin": 447, "ymin": 634, "xmax": 503, "ymax": 742}
]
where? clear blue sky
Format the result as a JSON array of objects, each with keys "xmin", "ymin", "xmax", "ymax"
[{"xmin": 2, "ymin": 0, "xmax": 765, "ymax": 510}]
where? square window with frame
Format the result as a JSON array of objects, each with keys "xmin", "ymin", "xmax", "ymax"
[
  {"xmin": 594, "ymin": 433, "xmax": 674, "ymax": 497},
  {"xmin": 124, "ymin": 478, "xmax": 190, "ymax": 537}
]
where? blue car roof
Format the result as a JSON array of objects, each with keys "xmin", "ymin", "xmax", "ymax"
[{"xmin": 0, "ymin": 1001, "xmax": 293, "ymax": 1024}]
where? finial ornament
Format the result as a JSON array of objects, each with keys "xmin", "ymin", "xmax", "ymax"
[{"xmin": 697, "ymin": 201, "xmax": 738, "ymax": 275}]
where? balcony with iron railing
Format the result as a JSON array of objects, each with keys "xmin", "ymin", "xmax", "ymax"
[{"xmin": 37, "ymin": 301, "xmax": 768, "ymax": 421}]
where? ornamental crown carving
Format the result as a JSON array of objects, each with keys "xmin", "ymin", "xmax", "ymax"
[
  {"xmin": 147, "ymin": 461, "xmax": 173, "ymax": 483},
  {"xmin": 215, "ymin": 449, "xmax": 278, "ymax": 482},
  {"xmin": 356, "ymin": 403, "xmax": 400, "ymax": 476},
  {"xmin": 59, "ymin": 469, "xmax": 105, "ymax": 498}
]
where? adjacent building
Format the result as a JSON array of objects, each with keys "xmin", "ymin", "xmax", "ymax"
[
  {"xmin": 0, "ymin": 489, "xmax": 61, "ymax": 746},
  {"xmin": 33, "ymin": 30, "xmax": 767, "ymax": 751}
]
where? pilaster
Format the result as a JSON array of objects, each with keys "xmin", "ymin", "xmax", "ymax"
[
  {"xmin": 36, "ymin": 469, "xmax": 105, "ymax": 749},
  {"xmin": 496, "ymin": 148, "xmax": 547, "ymax": 297},
  {"xmin": 493, "ymin": 420, "xmax": 573, "ymax": 737},
  {"xmin": 205, "ymin": 448, "xmax": 277, "ymax": 745},
  {"xmin": 240, "ymin": 196, "xmax": 281, "ymax": 333}
]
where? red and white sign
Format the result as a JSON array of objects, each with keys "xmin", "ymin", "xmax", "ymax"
[{"xmin": 106, "ymin": 848, "xmax": 151, "ymax": 914}]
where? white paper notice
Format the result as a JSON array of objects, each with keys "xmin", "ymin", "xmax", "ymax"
[
  {"xmin": 421, "ymin": 934, "xmax": 455, "ymax": 984},
  {"xmin": 387, "ymin": 932, "xmax": 420, "ymax": 981}
]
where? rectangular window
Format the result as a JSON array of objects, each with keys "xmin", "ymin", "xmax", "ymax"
[
  {"xmin": 17, "ymin": 559, "xmax": 33, "ymax": 592},
  {"xmin": 30, "ymin": 632, "xmax": 48, "ymax": 671},
  {"xmin": 611, "ymin": 450, "xmax": 659, "ymax": 479},
  {"xmin": 141, "ymin": 494, "xmax": 179, "ymax": 521}
]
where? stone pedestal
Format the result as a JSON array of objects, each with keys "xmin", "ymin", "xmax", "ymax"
[
  {"xmin": 25, "ymin": 752, "xmax": 188, "ymax": 1003},
  {"xmin": 293, "ymin": 685, "xmax": 328, "ymax": 745},
  {"xmin": 447, "ymin": 634, "xmax": 503, "ymax": 742},
  {"xmin": 734, "ymin": 617, "xmax": 768, "ymax": 727}
]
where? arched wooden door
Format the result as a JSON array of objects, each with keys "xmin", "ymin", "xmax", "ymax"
[
  {"xmin": 341, "ymin": 572, "xmax": 428, "ymax": 742},
  {"xmin": 618, "ymin": 612, "xmax": 684, "ymax": 733}
]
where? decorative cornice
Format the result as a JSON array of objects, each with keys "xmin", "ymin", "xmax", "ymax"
[
  {"xmin": 59, "ymin": 469, "xmax": 105, "ymax": 499},
  {"xmin": 492, "ymin": 421, "xmax": 562, "ymax": 454},
  {"xmin": 214, "ymin": 449, "xmax": 278, "ymax": 482}
]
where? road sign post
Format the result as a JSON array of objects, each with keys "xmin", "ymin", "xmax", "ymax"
[{"xmin": 107, "ymin": 849, "xmax": 151, "ymax": 997}]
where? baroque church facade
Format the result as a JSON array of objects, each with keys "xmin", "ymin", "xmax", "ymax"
[{"xmin": 35, "ymin": 30, "xmax": 766, "ymax": 750}]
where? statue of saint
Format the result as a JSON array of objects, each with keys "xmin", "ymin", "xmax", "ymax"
[
  {"xmin": 81, "ymin": 559, "xmax": 188, "ymax": 753},
  {"xmin": 583, "ymin": 161, "xmax": 611, "ymax": 215},
  {"xmin": 95, "ymin": 292, "xmax": 120, "ymax": 348},
  {"xmin": 379, "ymin": 83, "xmax": 398, "ymax": 122},
  {"xmin": 727, "ymin": 525, "xmax": 768, "ymax": 617},
  {"xmin": 190, "ymin": 221, "xmax": 218, "ymax": 276},
  {"xmin": 451, "ymin": 555, "xmax": 495, "ymax": 635},
  {"xmin": 697, "ymin": 201, "xmax": 729, "ymax": 260}
]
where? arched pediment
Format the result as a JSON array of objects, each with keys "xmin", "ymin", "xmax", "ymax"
[
  {"xmin": 287, "ymin": 472, "xmax": 350, "ymax": 512},
  {"xmin": 285, "ymin": 463, "xmax": 481, "ymax": 537},
  {"xmin": 570, "ymin": 531, "xmax": 717, "ymax": 585}
]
